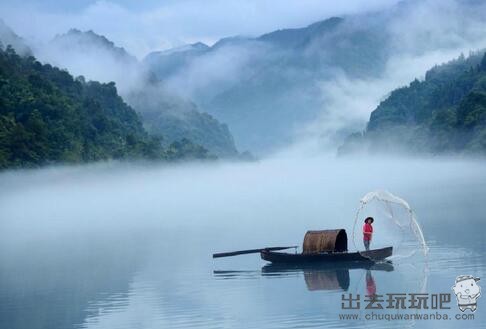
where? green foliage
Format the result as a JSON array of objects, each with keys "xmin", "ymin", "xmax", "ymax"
[
  {"xmin": 166, "ymin": 138, "xmax": 214, "ymax": 160},
  {"xmin": 127, "ymin": 89, "xmax": 238, "ymax": 157},
  {"xmin": 0, "ymin": 46, "xmax": 212, "ymax": 168},
  {"xmin": 344, "ymin": 51, "xmax": 486, "ymax": 155}
]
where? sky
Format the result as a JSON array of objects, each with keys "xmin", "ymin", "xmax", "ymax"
[{"xmin": 0, "ymin": 0, "xmax": 401, "ymax": 58}]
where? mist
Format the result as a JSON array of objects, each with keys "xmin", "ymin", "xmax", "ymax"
[
  {"xmin": 1, "ymin": 0, "xmax": 485, "ymax": 154},
  {"xmin": 305, "ymin": 47, "xmax": 486, "ymax": 148},
  {"xmin": 147, "ymin": 0, "xmax": 486, "ymax": 153},
  {"xmin": 1, "ymin": 155, "xmax": 484, "ymax": 248},
  {"xmin": 2, "ymin": 151, "xmax": 486, "ymax": 328},
  {"xmin": 34, "ymin": 30, "xmax": 148, "ymax": 96}
]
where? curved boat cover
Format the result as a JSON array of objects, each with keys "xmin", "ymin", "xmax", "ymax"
[{"xmin": 303, "ymin": 229, "xmax": 348, "ymax": 254}]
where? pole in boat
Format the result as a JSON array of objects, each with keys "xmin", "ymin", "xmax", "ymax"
[{"xmin": 213, "ymin": 246, "xmax": 297, "ymax": 258}]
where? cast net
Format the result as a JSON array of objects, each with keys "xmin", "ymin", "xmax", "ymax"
[{"xmin": 352, "ymin": 190, "xmax": 428, "ymax": 260}]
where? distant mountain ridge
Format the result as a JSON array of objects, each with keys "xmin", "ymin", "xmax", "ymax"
[
  {"xmin": 52, "ymin": 28, "xmax": 138, "ymax": 64},
  {"xmin": 143, "ymin": 42, "xmax": 210, "ymax": 79},
  {"xmin": 142, "ymin": 13, "xmax": 394, "ymax": 152},
  {"xmin": 42, "ymin": 29, "xmax": 238, "ymax": 157},
  {"xmin": 258, "ymin": 17, "xmax": 343, "ymax": 48}
]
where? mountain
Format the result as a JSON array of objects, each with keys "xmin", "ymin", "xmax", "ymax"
[
  {"xmin": 144, "ymin": 109, "xmax": 237, "ymax": 157},
  {"xmin": 0, "ymin": 46, "xmax": 212, "ymax": 169},
  {"xmin": 42, "ymin": 29, "xmax": 238, "ymax": 157},
  {"xmin": 126, "ymin": 87, "xmax": 238, "ymax": 157},
  {"xmin": 144, "ymin": 0, "xmax": 486, "ymax": 154},
  {"xmin": 204, "ymin": 16, "xmax": 379, "ymax": 152},
  {"xmin": 0, "ymin": 19, "xmax": 31, "ymax": 56},
  {"xmin": 52, "ymin": 29, "xmax": 137, "ymax": 63},
  {"xmin": 339, "ymin": 51, "xmax": 486, "ymax": 155},
  {"xmin": 143, "ymin": 42, "xmax": 210, "ymax": 78},
  {"xmin": 145, "ymin": 15, "xmax": 388, "ymax": 152},
  {"xmin": 257, "ymin": 17, "xmax": 343, "ymax": 49},
  {"xmin": 38, "ymin": 28, "xmax": 143, "ymax": 94}
]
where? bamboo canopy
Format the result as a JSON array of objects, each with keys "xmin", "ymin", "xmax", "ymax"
[{"xmin": 302, "ymin": 229, "xmax": 348, "ymax": 254}]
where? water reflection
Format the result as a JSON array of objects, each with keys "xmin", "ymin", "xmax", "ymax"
[
  {"xmin": 0, "ymin": 234, "xmax": 144, "ymax": 329},
  {"xmin": 214, "ymin": 261, "xmax": 393, "ymax": 292},
  {"xmin": 1, "ymin": 158, "xmax": 485, "ymax": 329},
  {"xmin": 366, "ymin": 270, "xmax": 376, "ymax": 296}
]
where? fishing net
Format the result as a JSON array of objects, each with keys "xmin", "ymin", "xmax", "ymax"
[{"xmin": 352, "ymin": 190, "xmax": 428, "ymax": 260}]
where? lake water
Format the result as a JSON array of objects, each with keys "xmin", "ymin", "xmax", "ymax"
[{"xmin": 0, "ymin": 155, "xmax": 485, "ymax": 329}]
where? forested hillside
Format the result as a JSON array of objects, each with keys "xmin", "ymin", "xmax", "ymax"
[
  {"xmin": 126, "ymin": 88, "xmax": 238, "ymax": 157},
  {"xmin": 0, "ymin": 46, "xmax": 210, "ymax": 168},
  {"xmin": 340, "ymin": 51, "xmax": 486, "ymax": 155},
  {"xmin": 44, "ymin": 29, "xmax": 238, "ymax": 157}
]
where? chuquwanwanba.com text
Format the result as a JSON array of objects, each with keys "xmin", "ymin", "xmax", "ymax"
[{"xmin": 339, "ymin": 312, "xmax": 474, "ymax": 321}]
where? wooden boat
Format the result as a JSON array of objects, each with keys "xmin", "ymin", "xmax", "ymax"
[
  {"xmin": 260, "ymin": 246, "xmax": 393, "ymax": 264},
  {"xmin": 212, "ymin": 229, "xmax": 393, "ymax": 265}
]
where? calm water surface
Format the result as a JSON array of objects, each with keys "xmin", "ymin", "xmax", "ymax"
[{"xmin": 0, "ymin": 156, "xmax": 485, "ymax": 328}]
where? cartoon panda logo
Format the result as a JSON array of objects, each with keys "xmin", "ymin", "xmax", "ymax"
[{"xmin": 452, "ymin": 275, "xmax": 481, "ymax": 312}]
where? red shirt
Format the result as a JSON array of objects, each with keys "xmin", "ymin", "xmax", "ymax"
[{"xmin": 363, "ymin": 223, "xmax": 373, "ymax": 241}]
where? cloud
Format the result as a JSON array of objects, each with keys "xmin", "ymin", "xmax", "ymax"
[
  {"xmin": 303, "ymin": 48, "xmax": 486, "ymax": 149},
  {"xmin": 297, "ymin": 0, "xmax": 486, "ymax": 151},
  {"xmin": 0, "ymin": 0, "xmax": 401, "ymax": 58},
  {"xmin": 164, "ymin": 41, "xmax": 270, "ymax": 101}
]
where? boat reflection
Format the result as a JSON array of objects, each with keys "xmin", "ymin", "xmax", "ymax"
[
  {"xmin": 263, "ymin": 262, "xmax": 393, "ymax": 291},
  {"xmin": 213, "ymin": 261, "xmax": 393, "ymax": 291},
  {"xmin": 305, "ymin": 267, "xmax": 350, "ymax": 291}
]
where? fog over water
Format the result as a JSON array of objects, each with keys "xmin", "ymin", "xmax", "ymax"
[
  {"xmin": 1, "ymin": 154, "xmax": 485, "ymax": 328},
  {"xmin": 1, "ymin": 154, "xmax": 484, "ymax": 245}
]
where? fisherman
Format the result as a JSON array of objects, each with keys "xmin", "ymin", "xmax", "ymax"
[{"xmin": 363, "ymin": 217, "xmax": 374, "ymax": 251}]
